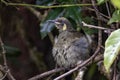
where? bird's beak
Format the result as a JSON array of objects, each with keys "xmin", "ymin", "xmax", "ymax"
[
  {"xmin": 47, "ymin": 20, "xmax": 56, "ymax": 23},
  {"xmin": 47, "ymin": 20, "xmax": 61, "ymax": 25}
]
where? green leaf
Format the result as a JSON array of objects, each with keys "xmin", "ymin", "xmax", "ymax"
[
  {"xmin": 64, "ymin": 6, "xmax": 83, "ymax": 31},
  {"xmin": 65, "ymin": 6, "xmax": 82, "ymax": 24},
  {"xmin": 104, "ymin": 29, "xmax": 120, "ymax": 73},
  {"xmin": 40, "ymin": 8, "xmax": 63, "ymax": 39},
  {"xmin": 111, "ymin": 0, "xmax": 120, "ymax": 9},
  {"xmin": 108, "ymin": 10, "xmax": 120, "ymax": 24},
  {"xmin": 97, "ymin": 0, "xmax": 106, "ymax": 5}
]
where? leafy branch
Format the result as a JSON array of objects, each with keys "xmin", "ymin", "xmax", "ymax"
[{"xmin": 1, "ymin": 0, "xmax": 95, "ymax": 9}]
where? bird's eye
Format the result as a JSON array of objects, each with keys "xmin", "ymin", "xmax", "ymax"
[
  {"xmin": 55, "ymin": 21, "xmax": 67, "ymax": 30},
  {"xmin": 60, "ymin": 23, "xmax": 64, "ymax": 26},
  {"xmin": 55, "ymin": 22, "xmax": 63, "ymax": 27},
  {"xmin": 56, "ymin": 23, "xmax": 63, "ymax": 27}
]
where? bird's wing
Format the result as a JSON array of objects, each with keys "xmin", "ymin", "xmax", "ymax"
[{"xmin": 69, "ymin": 36, "xmax": 90, "ymax": 60}]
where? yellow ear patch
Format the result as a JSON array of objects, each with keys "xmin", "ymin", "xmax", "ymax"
[{"xmin": 63, "ymin": 24, "xmax": 67, "ymax": 30}]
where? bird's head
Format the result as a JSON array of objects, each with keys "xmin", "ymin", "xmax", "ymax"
[{"xmin": 48, "ymin": 17, "xmax": 74, "ymax": 31}]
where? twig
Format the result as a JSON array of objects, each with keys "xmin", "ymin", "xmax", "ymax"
[
  {"xmin": 28, "ymin": 68, "xmax": 65, "ymax": 80},
  {"xmin": 92, "ymin": 16, "xmax": 108, "ymax": 23},
  {"xmin": 0, "ymin": 37, "xmax": 16, "ymax": 80},
  {"xmin": 84, "ymin": 7, "xmax": 110, "ymax": 19},
  {"xmin": 1, "ymin": 0, "xmax": 95, "ymax": 9},
  {"xmin": 113, "ymin": 60, "xmax": 117, "ymax": 80},
  {"xmin": 26, "ymin": 7, "xmax": 43, "ymax": 21},
  {"xmin": 54, "ymin": 67, "xmax": 78, "ymax": 80},
  {"xmin": 0, "ymin": 71, "xmax": 8, "ymax": 80},
  {"xmin": 0, "ymin": 37, "xmax": 7, "ymax": 67},
  {"xmin": 85, "ymin": 6, "xmax": 110, "ymax": 23},
  {"xmin": 91, "ymin": 0, "xmax": 103, "ymax": 46},
  {"xmin": 82, "ymin": 21, "xmax": 109, "ymax": 30},
  {"xmin": 105, "ymin": 2, "xmax": 111, "ymax": 17},
  {"xmin": 91, "ymin": 0, "xmax": 113, "ymax": 80},
  {"xmin": 25, "ymin": 6, "xmax": 55, "ymax": 45}
]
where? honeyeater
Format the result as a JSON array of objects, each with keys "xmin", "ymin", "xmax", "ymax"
[{"xmin": 48, "ymin": 17, "xmax": 92, "ymax": 68}]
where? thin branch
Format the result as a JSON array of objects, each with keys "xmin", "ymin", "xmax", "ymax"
[
  {"xmin": 92, "ymin": 16, "xmax": 108, "ymax": 23},
  {"xmin": 82, "ymin": 21, "xmax": 109, "ymax": 30},
  {"xmin": 105, "ymin": 2, "xmax": 111, "ymax": 17},
  {"xmin": 28, "ymin": 68, "xmax": 65, "ymax": 80},
  {"xmin": 54, "ymin": 67, "xmax": 78, "ymax": 80},
  {"xmin": 0, "ymin": 65, "xmax": 7, "ymax": 79},
  {"xmin": 0, "ymin": 71, "xmax": 8, "ymax": 80},
  {"xmin": 113, "ymin": 60, "xmax": 117, "ymax": 80},
  {"xmin": 0, "ymin": 37, "xmax": 7, "ymax": 67},
  {"xmin": 84, "ymin": 7, "xmax": 110, "ymax": 19},
  {"xmin": 91, "ymin": 0, "xmax": 113, "ymax": 80},
  {"xmin": 1, "ymin": 0, "xmax": 96, "ymax": 9},
  {"xmin": 84, "ymin": 7, "xmax": 110, "ymax": 23},
  {"xmin": 25, "ymin": 6, "xmax": 55, "ymax": 45},
  {"xmin": 0, "ymin": 37, "xmax": 16, "ymax": 80},
  {"xmin": 91, "ymin": 0, "xmax": 103, "ymax": 47},
  {"xmin": 26, "ymin": 7, "xmax": 43, "ymax": 21}
]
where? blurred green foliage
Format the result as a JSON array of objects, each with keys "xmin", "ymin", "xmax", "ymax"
[
  {"xmin": 39, "ymin": 0, "xmax": 94, "ymax": 38},
  {"xmin": 108, "ymin": 10, "xmax": 120, "ymax": 24},
  {"xmin": 1, "ymin": 0, "xmax": 120, "ymax": 80},
  {"xmin": 104, "ymin": 29, "xmax": 120, "ymax": 73}
]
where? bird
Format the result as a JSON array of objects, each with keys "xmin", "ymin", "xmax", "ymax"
[{"xmin": 48, "ymin": 17, "xmax": 92, "ymax": 68}]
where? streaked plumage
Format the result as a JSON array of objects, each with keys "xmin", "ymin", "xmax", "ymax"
[{"xmin": 51, "ymin": 17, "xmax": 91, "ymax": 68}]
